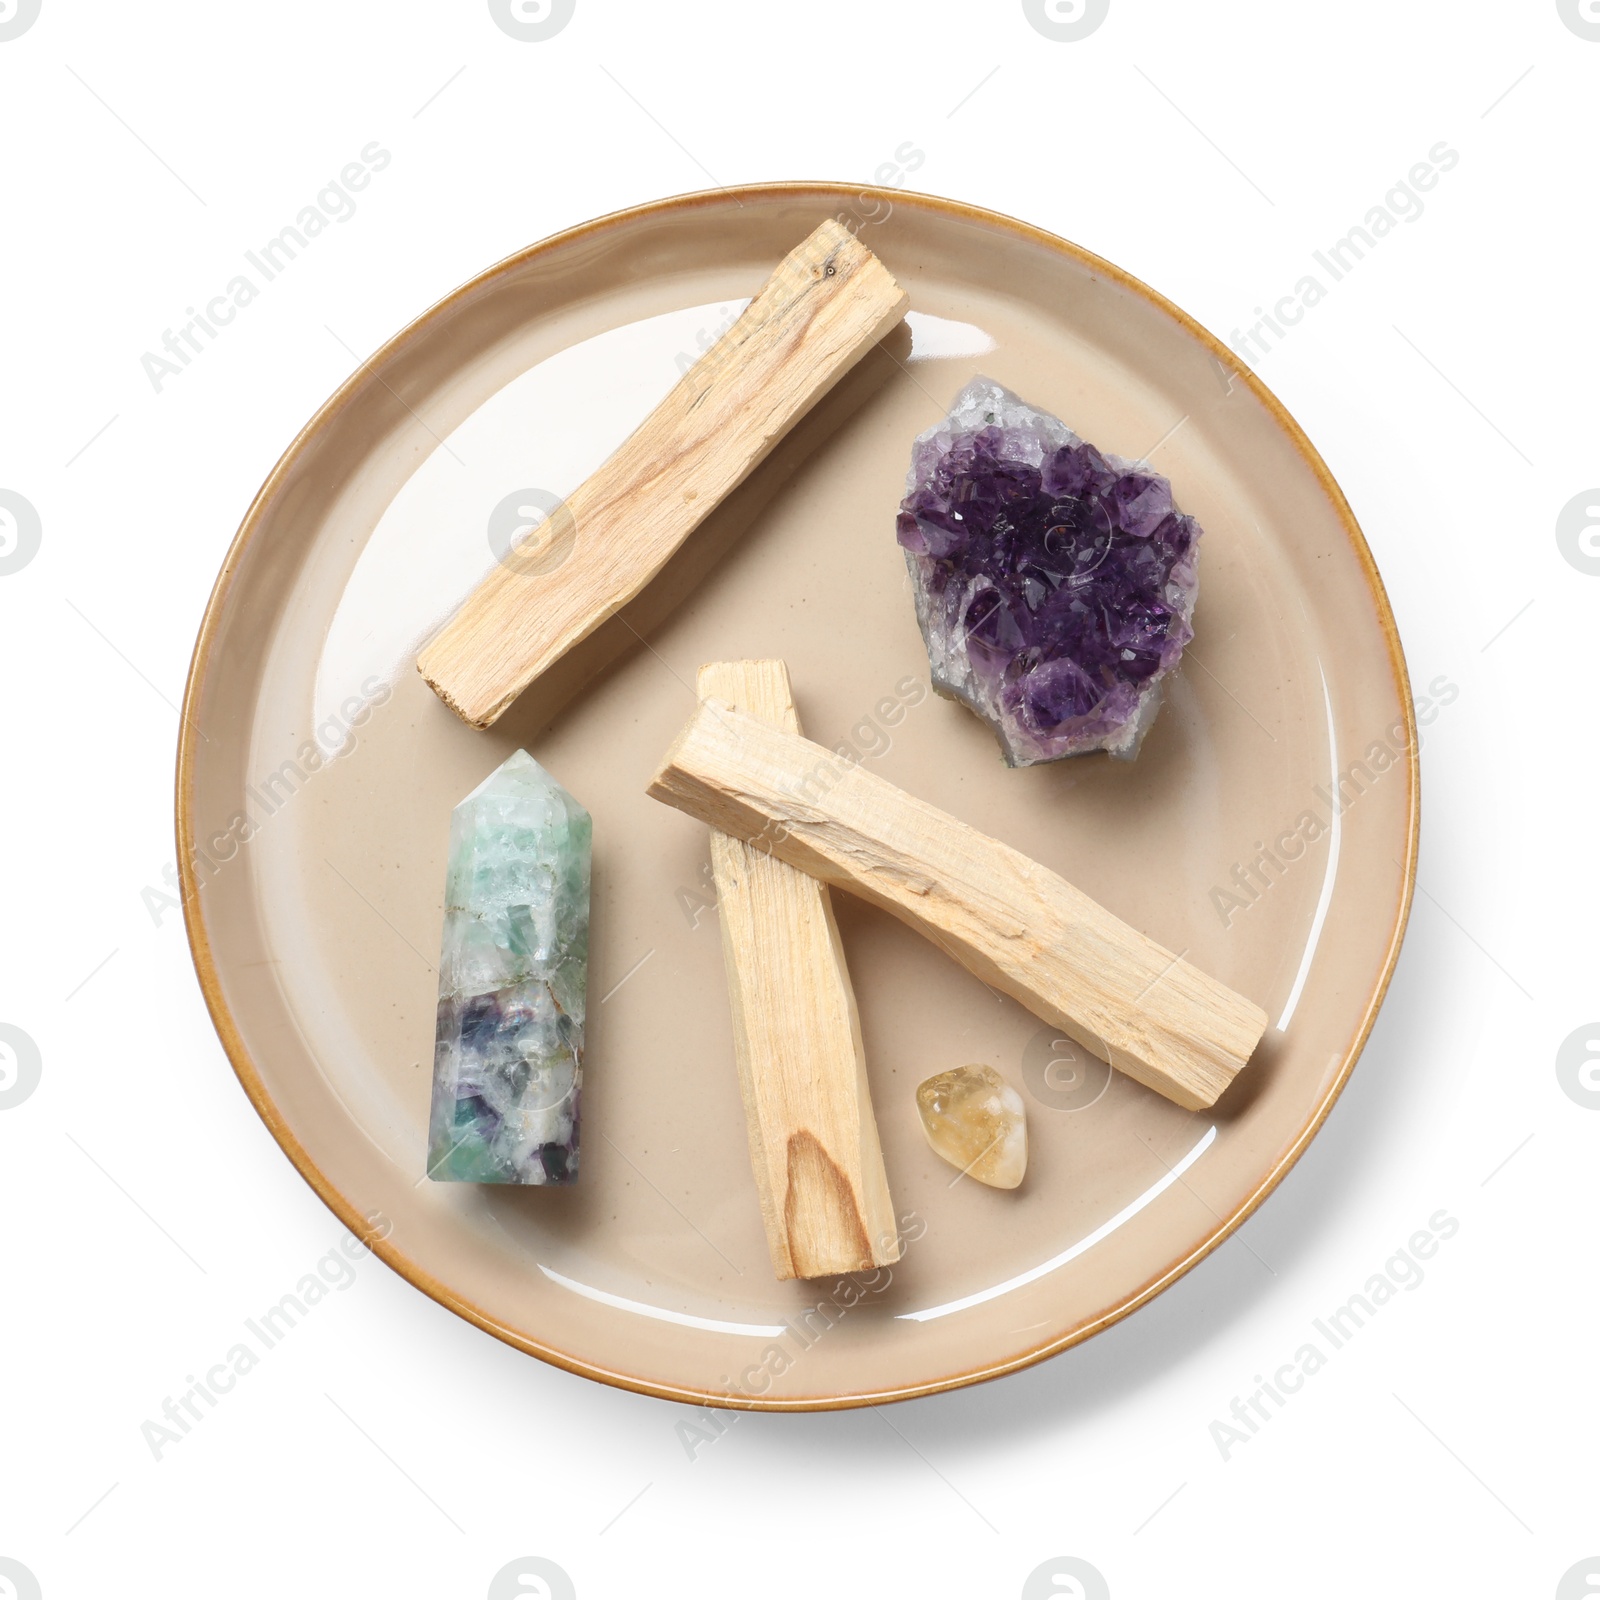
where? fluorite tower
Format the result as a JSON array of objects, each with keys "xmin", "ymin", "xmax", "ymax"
[
  {"xmin": 896, "ymin": 377, "xmax": 1202, "ymax": 765},
  {"xmin": 427, "ymin": 751, "xmax": 591, "ymax": 1185}
]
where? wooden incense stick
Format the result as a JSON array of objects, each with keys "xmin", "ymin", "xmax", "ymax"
[
  {"xmin": 699, "ymin": 662, "xmax": 899, "ymax": 1281},
  {"xmin": 649, "ymin": 697, "xmax": 1268, "ymax": 1111},
  {"xmin": 418, "ymin": 221, "xmax": 910, "ymax": 728}
]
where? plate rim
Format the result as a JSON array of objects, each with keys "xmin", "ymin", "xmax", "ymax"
[{"xmin": 176, "ymin": 180, "xmax": 1421, "ymax": 1411}]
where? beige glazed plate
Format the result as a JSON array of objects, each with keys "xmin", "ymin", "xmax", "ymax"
[{"xmin": 179, "ymin": 183, "xmax": 1418, "ymax": 1410}]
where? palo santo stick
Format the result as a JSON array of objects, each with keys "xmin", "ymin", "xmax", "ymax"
[
  {"xmin": 649, "ymin": 701, "xmax": 1269, "ymax": 1111},
  {"xmin": 418, "ymin": 220, "xmax": 910, "ymax": 728},
  {"xmin": 699, "ymin": 661, "xmax": 898, "ymax": 1281}
]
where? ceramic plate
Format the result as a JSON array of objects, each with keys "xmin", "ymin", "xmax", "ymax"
[{"xmin": 178, "ymin": 183, "xmax": 1417, "ymax": 1409}]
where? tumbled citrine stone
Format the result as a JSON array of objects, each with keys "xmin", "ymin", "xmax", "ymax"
[{"xmin": 915, "ymin": 1064, "xmax": 1028, "ymax": 1189}]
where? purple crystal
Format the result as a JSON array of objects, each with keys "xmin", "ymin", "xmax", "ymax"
[{"xmin": 897, "ymin": 377, "xmax": 1201, "ymax": 765}]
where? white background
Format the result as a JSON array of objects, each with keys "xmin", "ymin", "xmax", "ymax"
[{"xmin": 1, "ymin": 2, "xmax": 1593, "ymax": 1596}]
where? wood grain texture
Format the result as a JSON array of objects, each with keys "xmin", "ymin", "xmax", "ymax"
[
  {"xmin": 650, "ymin": 698, "xmax": 1269, "ymax": 1111},
  {"xmin": 698, "ymin": 661, "xmax": 899, "ymax": 1282},
  {"xmin": 417, "ymin": 221, "xmax": 910, "ymax": 728}
]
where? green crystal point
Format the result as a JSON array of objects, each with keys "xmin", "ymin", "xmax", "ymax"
[{"xmin": 427, "ymin": 750, "xmax": 591, "ymax": 1184}]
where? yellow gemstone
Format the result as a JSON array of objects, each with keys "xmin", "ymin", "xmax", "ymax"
[{"xmin": 915, "ymin": 1064, "xmax": 1028, "ymax": 1189}]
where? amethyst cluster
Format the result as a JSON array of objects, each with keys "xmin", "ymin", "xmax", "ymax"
[{"xmin": 896, "ymin": 378, "xmax": 1201, "ymax": 765}]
